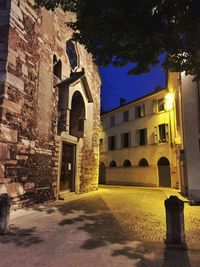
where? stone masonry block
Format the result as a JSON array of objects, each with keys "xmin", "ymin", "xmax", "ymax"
[
  {"xmin": 6, "ymin": 72, "xmax": 24, "ymax": 91},
  {"xmin": 0, "ymin": 124, "xmax": 18, "ymax": 143},
  {"xmin": 0, "ymin": 178, "xmax": 12, "ymax": 184},
  {"xmin": 3, "ymin": 98, "xmax": 21, "ymax": 114},
  {"xmin": 0, "ymin": 163, "xmax": 5, "ymax": 178},
  {"xmin": 22, "ymin": 64, "xmax": 28, "ymax": 76},
  {"xmin": 20, "ymin": 139, "xmax": 30, "ymax": 147},
  {"xmin": 7, "ymin": 52, "xmax": 17, "ymax": 67},
  {"xmin": 0, "ymin": 182, "xmax": 24, "ymax": 198},
  {"xmin": 11, "ymin": 1, "xmax": 23, "ymax": 21},
  {"xmin": 0, "ymin": 142, "xmax": 10, "ymax": 159},
  {"xmin": 24, "ymin": 182, "xmax": 35, "ymax": 191}
]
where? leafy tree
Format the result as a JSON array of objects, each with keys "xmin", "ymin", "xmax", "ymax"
[{"xmin": 36, "ymin": 0, "xmax": 200, "ymax": 80}]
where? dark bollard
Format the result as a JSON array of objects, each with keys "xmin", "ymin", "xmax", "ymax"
[
  {"xmin": 0, "ymin": 193, "xmax": 11, "ymax": 234},
  {"xmin": 164, "ymin": 195, "xmax": 187, "ymax": 249}
]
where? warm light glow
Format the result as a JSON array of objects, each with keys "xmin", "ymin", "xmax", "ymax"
[{"xmin": 165, "ymin": 92, "xmax": 174, "ymax": 111}]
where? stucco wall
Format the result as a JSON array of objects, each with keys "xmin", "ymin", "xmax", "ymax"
[
  {"xmin": 106, "ymin": 166, "xmax": 158, "ymax": 186},
  {"xmin": 100, "ymin": 89, "xmax": 179, "ymax": 189}
]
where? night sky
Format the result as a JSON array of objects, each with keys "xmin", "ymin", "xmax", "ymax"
[{"xmin": 99, "ymin": 57, "xmax": 166, "ymax": 112}]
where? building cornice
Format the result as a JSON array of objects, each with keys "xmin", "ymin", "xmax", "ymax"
[{"xmin": 101, "ymin": 88, "xmax": 167, "ymax": 117}]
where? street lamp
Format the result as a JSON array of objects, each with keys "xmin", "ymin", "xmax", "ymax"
[{"xmin": 165, "ymin": 92, "xmax": 174, "ymax": 111}]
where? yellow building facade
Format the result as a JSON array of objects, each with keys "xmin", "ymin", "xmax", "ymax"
[
  {"xmin": 100, "ymin": 88, "xmax": 179, "ymax": 189},
  {"xmin": 100, "ymin": 72, "xmax": 200, "ymax": 201}
]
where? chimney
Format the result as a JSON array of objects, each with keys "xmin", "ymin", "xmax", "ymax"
[{"xmin": 120, "ymin": 98, "xmax": 126, "ymax": 106}]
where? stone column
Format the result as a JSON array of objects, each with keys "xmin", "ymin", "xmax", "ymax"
[
  {"xmin": 66, "ymin": 108, "xmax": 71, "ymax": 132},
  {"xmin": 0, "ymin": 193, "xmax": 11, "ymax": 234},
  {"xmin": 164, "ymin": 195, "xmax": 187, "ymax": 249}
]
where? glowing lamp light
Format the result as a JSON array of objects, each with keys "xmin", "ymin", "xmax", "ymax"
[{"xmin": 165, "ymin": 92, "xmax": 174, "ymax": 111}]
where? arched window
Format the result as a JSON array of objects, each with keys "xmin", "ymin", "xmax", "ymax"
[
  {"xmin": 110, "ymin": 160, "xmax": 117, "ymax": 167},
  {"xmin": 123, "ymin": 159, "xmax": 132, "ymax": 167},
  {"xmin": 70, "ymin": 91, "xmax": 85, "ymax": 138},
  {"xmin": 138, "ymin": 158, "xmax": 149, "ymax": 166},
  {"xmin": 53, "ymin": 55, "xmax": 62, "ymax": 79},
  {"xmin": 66, "ymin": 40, "xmax": 78, "ymax": 70}
]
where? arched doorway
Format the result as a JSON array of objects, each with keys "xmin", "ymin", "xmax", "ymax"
[
  {"xmin": 70, "ymin": 91, "xmax": 85, "ymax": 138},
  {"xmin": 158, "ymin": 157, "xmax": 171, "ymax": 187},
  {"xmin": 99, "ymin": 162, "xmax": 106, "ymax": 184}
]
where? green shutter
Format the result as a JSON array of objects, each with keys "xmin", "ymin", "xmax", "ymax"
[
  {"xmin": 154, "ymin": 126, "xmax": 159, "ymax": 143},
  {"xmin": 141, "ymin": 104, "xmax": 145, "ymax": 117},
  {"xmin": 152, "ymin": 100, "xmax": 157, "ymax": 113},
  {"xmin": 165, "ymin": 124, "xmax": 169, "ymax": 142}
]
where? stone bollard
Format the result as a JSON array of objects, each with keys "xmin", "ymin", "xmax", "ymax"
[
  {"xmin": 164, "ymin": 195, "xmax": 187, "ymax": 249},
  {"xmin": 0, "ymin": 193, "xmax": 11, "ymax": 234}
]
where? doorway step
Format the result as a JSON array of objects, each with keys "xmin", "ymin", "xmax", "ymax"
[{"xmin": 59, "ymin": 191, "xmax": 77, "ymax": 201}]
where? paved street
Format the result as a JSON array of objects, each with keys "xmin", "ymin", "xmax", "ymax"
[{"xmin": 1, "ymin": 186, "xmax": 200, "ymax": 267}]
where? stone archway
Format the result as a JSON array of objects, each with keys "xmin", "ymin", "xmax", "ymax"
[
  {"xmin": 99, "ymin": 162, "xmax": 106, "ymax": 184},
  {"xmin": 158, "ymin": 157, "xmax": 171, "ymax": 187}
]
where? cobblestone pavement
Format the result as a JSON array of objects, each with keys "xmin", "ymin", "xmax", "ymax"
[{"xmin": 0, "ymin": 186, "xmax": 200, "ymax": 267}]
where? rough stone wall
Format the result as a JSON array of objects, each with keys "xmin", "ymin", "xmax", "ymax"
[
  {"xmin": 0, "ymin": 1, "xmax": 11, "ymax": 117},
  {"xmin": 0, "ymin": 0, "xmax": 101, "ymax": 207},
  {"xmin": 0, "ymin": 0, "xmax": 55, "ymax": 208},
  {"xmin": 80, "ymin": 64, "xmax": 101, "ymax": 193}
]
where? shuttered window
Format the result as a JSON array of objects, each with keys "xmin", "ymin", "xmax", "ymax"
[
  {"xmin": 135, "ymin": 104, "xmax": 145, "ymax": 118},
  {"xmin": 154, "ymin": 124, "xmax": 169, "ymax": 143},
  {"xmin": 152, "ymin": 98, "xmax": 165, "ymax": 113},
  {"xmin": 136, "ymin": 128, "xmax": 147, "ymax": 146},
  {"xmin": 123, "ymin": 110, "xmax": 129, "ymax": 122},
  {"xmin": 108, "ymin": 136, "xmax": 117, "ymax": 150},
  {"xmin": 121, "ymin": 132, "xmax": 130, "ymax": 148}
]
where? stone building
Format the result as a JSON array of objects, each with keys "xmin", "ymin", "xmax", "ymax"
[
  {"xmin": 0, "ymin": 0, "xmax": 101, "ymax": 208},
  {"xmin": 100, "ymin": 89, "xmax": 179, "ymax": 188}
]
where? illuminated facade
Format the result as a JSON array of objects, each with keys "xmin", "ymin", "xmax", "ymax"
[
  {"xmin": 168, "ymin": 72, "xmax": 200, "ymax": 200},
  {"xmin": 100, "ymin": 73, "xmax": 200, "ymax": 200},
  {"xmin": 100, "ymin": 89, "xmax": 179, "ymax": 188},
  {"xmin": 0, "ymin": 0, "xmax": 101, "ymax": 208}
]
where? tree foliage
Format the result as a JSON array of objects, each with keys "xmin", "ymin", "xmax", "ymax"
[{"xmin": 36, "ymin": 0, "xmax": 200, "ymax": 79}]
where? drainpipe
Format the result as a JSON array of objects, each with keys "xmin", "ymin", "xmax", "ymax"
[{"xmin": 178, "ymin": 72, "xmax": 188, "ymax": 196}]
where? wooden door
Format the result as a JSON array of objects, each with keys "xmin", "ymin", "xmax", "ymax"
[
  {"xmin": 158, "ymin": 157, "xmax": 171, "ymax": 187},
  {"xmin": 60, "ymin": 143, "xmax": 75, "ymax": 191}
]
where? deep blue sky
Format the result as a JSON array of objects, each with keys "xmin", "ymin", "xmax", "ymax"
[{"xmin": 99, "ymin": 60, "xmax": 166, "ymax": 112}]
